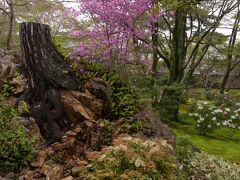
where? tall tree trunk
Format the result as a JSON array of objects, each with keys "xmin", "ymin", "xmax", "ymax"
[
  {"xmin": 220, "ymin": 70, "xmax": 230, "ymax": 94},
  {"xmin": 20, "ymin": 22, "xmax": 78, "ymax": 142},
  {"xmin": 6, "ymin": 0, "xmax": 13, "ymax": 50},
  {"xmin": 151, "ymin": 22, "xmax": 159, "ymax": 80},
  {"xmin": 160, "ymin": 5, "xmax": 187, "ymax": 121},
  {"xmin": 168, "ymin": 8, "xmax": 187, "ymax": 84},
  {"xmin": 151, "ymin": 22, "xmax": 159, "ymax": 105},
  {"xmin": 220, "ymin": 6, "xmax": 240, "ymax": 94}
]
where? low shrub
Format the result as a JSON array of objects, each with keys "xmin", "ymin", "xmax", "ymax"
[
  {"xmin": 188, "ymin": 92, "xmax": 240, "ymax": 135},
  {"xmin": 3, "ymin": 81, "xmax": 12, "ymax": 97},
  {"xmin": 101, "ymin": 119, "xmax": 113, "ymax": 146},
  {"xmin": 102, "ymin": 72, "xmax": 141, "ymax": 119},
  {"xmin": 0, "ymin": 104, "xmax": 33, "ymax": 174},
  {"xmin": 188, "ymin": 153, "xmax": 240, "ymax": 179},
  {"xmin": 159, "ymin": 83, "xmax": 185, "ymax": 121},
  {"xmin": 81, "ymin": 135, "xmax": 176, "ymax": 179},
  {"xmin": 176, "ymin": 136, "xmax": 196, "ymax": 166},
  {"xmin": 176, "ymin": 136, "xmax": 197, "ymax": 178}
]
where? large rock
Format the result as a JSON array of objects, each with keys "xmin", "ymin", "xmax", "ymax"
[
  {"xmin": 134, "ymin": 105, "xmax": 176, "ymax": 151},
  {"xmin": 60, "ymin": 90, "xmax": 103, "ymax": 122},
  {"xmin": 0, "ymin": 55, "xmax": 21, "ymax": 80},
  {"xmin": 83, "ymin": 78, "xmax": 112, "ymax": 116},
  {"xmin": 0, "ymin": 54, "xmax": 26, "ymax": 95},
  {"xmin": 10, "ymin": 74, "xmax": 27, "ymax": 95}
]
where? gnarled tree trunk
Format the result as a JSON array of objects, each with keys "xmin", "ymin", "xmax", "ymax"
[{"xmin": 20, "ymin": 22, "xmax": 78, "ymax": 142}]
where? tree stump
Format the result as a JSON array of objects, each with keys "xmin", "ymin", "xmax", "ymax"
[{"xmin": 20, "ymin": 22, "xmax": 78, "ymax": 142}]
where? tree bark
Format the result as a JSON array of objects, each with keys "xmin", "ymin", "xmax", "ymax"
[
  {"xmin": 20, "ymin": 22, "xmax": 78, "ymax": 142},
  {"xmin": 220, "ymin": 5, "xmax": 240, "ymax": 94},
  {"xmin": 6, "ymin": 0, "xmax": 13, "ymax": 50},
  {"xmin": 151, "ymin": 21, "xmax": 159, "ymax": 105},
  {"xmin": 159, "ymin": 5, "xmax": 187, "ymax": 121},
  {"xmin": 168, "ymin": 7, "xmax": 187, "ymax": 84}
]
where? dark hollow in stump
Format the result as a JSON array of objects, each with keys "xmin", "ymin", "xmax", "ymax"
[{"xmin": 20, "ymin": 22, "xmax": 78, "ymax": 142}]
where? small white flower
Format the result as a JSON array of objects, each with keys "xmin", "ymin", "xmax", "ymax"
[
  {"xmin": 189, "ymin": 113, "xmax": 193, "ymax": 116},
  {"xmin": 222, "ymin": 121, "xmax": 227, "ymax": 126},
  {"xmin": 203, "ymin": 101, "xmax": 208, "ymax": 105},
  {"xmin": 197, "ymin": 124, "xmax": 200, "ymax": 127},
  {"xmin": 119, "ymin": 144, "xmax": 127, "ymax": 151},
  {"xmin": 217, "ymin": 123, "xmax": 220, "ymax": 126},
  {"xmin": 231, "ymin": 116, "xmax": 236, "ymax": 119},
  {"xmin": 142, "ymin": 141, "xmax": 149, "ymax": 148},
  {"xmin": 194, "ymin": 113, "xmax": 199, "ymax": 117},
  {"xmin": 150, "ymin": 146, "xmax": 160, "ymax": 154},
  {"xmin": 198, "ymin": 106, "xmax": 203, "ymax": 110},
  {"xmin": 212, "ymin": 117, "xmax": 216, "ymax": 121},
  {"xmin": 200, "ymin": 117, "xmax": 204, "ymax": 121},
  {"xmin": 98, "ymin": 154, "xmax": 106, "ymax": 162},
  {"xmin": 215, "ymin": 109, "xmax": 223, "ymax": 113},
  {"xmin": 107, "ymin": 146, "xmax": 114, "ymax": 151},
  {"xmin": 161, "ymin": 140, "xmax": 168, "ymax": 147},
  {"xmin": 207, "ymin": 124, "xmax": 211, "ymax": 128},
  {"xmin": 225, "ymin": 108, "xmax": 230, "ymax": 112},
  {"xmin": 135, "ymin": 158, "xmax": 145, "ymax": 168},
  {"xmin": 122, "ymin": 137, "xmax": 132, "ymax": 142}
]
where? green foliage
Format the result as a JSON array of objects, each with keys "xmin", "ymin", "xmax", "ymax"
[
  {"xmin": 3, "ymin": 81, "xmax": 12, "ymax": 97},
  {"xmin": 103, "ymin": 73, "xmax": 141, "ymax": 119},
  {"xmin": 52, "ymin": 33, "xmax": 73, "ymax": 57},
  {"xmin": 159, "ymin": 83, "xmax": 184, "ymax": 121},
  {"xmin": 52, "ymin": 152, "xmax": 63, "ymax": 164},
  {"xmin": 176, "ymin": 136, "xmax": 196, "ymax": 178},
  {"xmin": 101, "ymin": 119, "xmax": 113, "ymax": 146},
  {"xmin": 17, "ymin": 101, "xmax": 30, "ymax": 117},
  {"xmin": 122, "ymin": 119, "xmax": 143, "ymax": 134},
  {"xmin": 74, "ymin": 61, "xmax": 106, "ymax": 82},
  {"xmin": 205, "ymin": 91, "xmax": 216, "ymax": 101},
  {"xmin": 0, "ymin": 104, "xmax": 33, "ymax": 174},
  {"xmin": 177, "ymin": 136, "xmax": 196, "ymax": 166}
]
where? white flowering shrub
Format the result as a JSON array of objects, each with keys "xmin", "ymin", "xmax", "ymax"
[
  {"xmin": 177, "ymin": 136, "xmax": 240, "ymax": 179},
  {"xmin": 187, "ymin": 153, "xmax": 240, "ymax": 179},
  {"xmin": 80, "ymin": 135, "xmax": 177, "ymax": 179},
  {"xmin": 189, "ymin": 92, "xmax": 240, "ymax": 135}
]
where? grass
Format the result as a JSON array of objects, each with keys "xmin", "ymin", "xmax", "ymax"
[{"xmin": 164, "ymin": 102, "xmax": 240, "ymax": 164}]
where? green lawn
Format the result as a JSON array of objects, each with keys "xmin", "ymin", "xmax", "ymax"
[{"xmin": 164, "ymin": 103, "xmax": 240, "ymax": 164}]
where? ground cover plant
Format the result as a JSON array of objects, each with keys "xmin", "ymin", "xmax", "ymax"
[
  {"xmin": 0, "ymin": 104, "xmax": 33, "ymax": 175},
  {"xmin": 80, "ymin": 135, "xmax": 177, "ymax": 179}
]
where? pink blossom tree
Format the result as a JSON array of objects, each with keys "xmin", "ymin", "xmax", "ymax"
[{"xmin": 68, "ymin": 0, "xmax": 166, "ymax": 75}]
